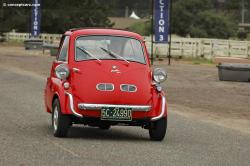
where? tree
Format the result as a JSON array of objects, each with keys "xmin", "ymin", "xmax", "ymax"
[
  {"xmin": 127, "ymin": 20, "xmax": 151, "ymax": 36},
  {"xmin": 110, "ymin": 0, "xmax": 151, "ymax": 17},
  {"xmin": 41, "ymin": 0, "xmax": 114, "ymax": 33},
  {"xmin": 190, "ymin": 11, "xmax": 236, "ymax": 38},
  {"xmin": 0, "ymin": 0, "xmax": 114, "ymax": 33},
  {"xmin": 172, "ymin": 0, "xmax": 238, "ymax": 39},
  {"xmin": 0, "ymin": 3, "xmax": 30, "ymax": 32}
]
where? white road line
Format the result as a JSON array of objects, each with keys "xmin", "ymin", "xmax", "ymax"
[{"xmin": 48, "ymin": 139, "xmax": 80, "ymax": 158}]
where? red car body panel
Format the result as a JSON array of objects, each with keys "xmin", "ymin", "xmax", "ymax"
[{"xmin": 44, "ymin": 29, "xmax": 167, "ymax": 121}]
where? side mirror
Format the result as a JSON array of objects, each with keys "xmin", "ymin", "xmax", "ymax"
[{"xmin": 55, "ymin": 64, "xmax": 70, "ymax": 80}]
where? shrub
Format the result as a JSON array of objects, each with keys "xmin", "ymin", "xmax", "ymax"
[
  {"xmin": 237, "ymin": 30, "xmax": 247, "ymax": 40},
  {"xmin": 127, "ymin": 20, "xmax": 151, "ymax": 36}
]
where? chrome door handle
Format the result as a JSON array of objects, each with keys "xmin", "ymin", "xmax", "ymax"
[{"xmin": 72, "ymin": 68, "xmax": 80, "ymax": 73}]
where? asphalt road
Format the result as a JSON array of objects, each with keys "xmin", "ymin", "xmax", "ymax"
[{"xmin": 0, "ymin": 67, "xmax": 250, "ymax": 166}]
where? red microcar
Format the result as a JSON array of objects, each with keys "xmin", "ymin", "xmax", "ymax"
[{"xmin": 44, "ymin": 28, "xmax": 168, "ymax": 141}]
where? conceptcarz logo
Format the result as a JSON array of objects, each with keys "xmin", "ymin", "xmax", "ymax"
[{"xmin": 154, "ymin": 0, "xmax": 169, "ymax": 43}]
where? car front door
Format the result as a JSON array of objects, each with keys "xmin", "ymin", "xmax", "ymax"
[{"xmin": 46, "ymin": 35, "xmax": 70, "ymax": 111}]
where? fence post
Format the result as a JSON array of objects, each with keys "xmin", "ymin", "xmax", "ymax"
[
  {"xmin": 191, "ymin": 40, "xmax": 194, "ymax": 58},
  {"xmin": 199, "ymin": 40, "xmax": 205, "ymax": 57},
  {"xmin": 247, "ymin": 42, "xmax": 250, "ymax": 59},
  {"xmin": 196, "ymin": 40, "xmax": 200, "ymax": 57},
  {"xmin": 178, "ymin": 40, "xmax": 181, "ymax": 58},
  {"xmin": 210, "ymin": 40, "xmax": 214, "ymax": 59},
  {"xmin": 181, "ymin": 39, "xmax": 184, "ymax": 57},
  {"xmin": 227, "ymin": 40, "xmax": 231, "ymax": 57},
  {"xmin": 245, "ymin": 42, "xmax": 248, "ymax": 59},
  {"xmin": 5, "ymin": 33, "xmax": 9, "ymax": 41}
]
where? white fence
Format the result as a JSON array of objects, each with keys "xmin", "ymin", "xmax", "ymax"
[
  {"xmin": 4, "ymin": 32, "xmax": 61, "ymax": 44},
  {"xmin": 145, "ymin": 37, "xmax": 250, "ymax": 59},
  {"xmin": 3, "ymin": 32, "xmax": 250, "ymax": 59}
]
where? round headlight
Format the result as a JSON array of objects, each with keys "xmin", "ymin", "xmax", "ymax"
[
  {"xmin": 153, "ymin": 68, "xmax": 167, "ymax": 83},
  {"xmin": 55, "ymin": 64, "xmax": 70, "ymax": 80}
]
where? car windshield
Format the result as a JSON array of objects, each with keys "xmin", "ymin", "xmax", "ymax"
[{"xmin": 75, "ymin": 35, "xmax": 146, "ymax": 64}]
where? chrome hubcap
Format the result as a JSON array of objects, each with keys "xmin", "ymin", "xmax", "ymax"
[{"xmin": 53, "ymin": 106, "xmax": 59, "ymax": 132}]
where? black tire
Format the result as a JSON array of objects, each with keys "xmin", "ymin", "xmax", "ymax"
[
  {"xmin": 99, "ymin": 124, "xmax": 111, "ymax": 130},
  {"xmin": 52, "ymin": 98, "xmax": 71, "ymax": 137},
  {"xmin": 149, "ymin": 117, "xmax": 167, "ymax": 141}
]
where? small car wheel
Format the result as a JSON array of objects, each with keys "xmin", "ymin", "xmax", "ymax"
[
  {"xmin": 99, "ymin": 124, "xmax": 111, "ymax": 130},
  {"xmin": 149, "ymin": 117, "xmax": 167, "ymax": 141},
  {"xmin": 52, "ymin": 99, "xmax": 71, "ymax": 137}
]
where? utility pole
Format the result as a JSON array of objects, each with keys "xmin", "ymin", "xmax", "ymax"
[
  {"xmin": 151, "ymin": 0, "xmax": 154, "ymax": 65},
  {"xmin": 242, "ymin": 0, "xmax": 245, "ymax": 24},
  {"xmin": 125, "ymin": 6, "xmax": 129, "ymax": 17},
  {"xmin": 1, "ymin": 0, "xmax": 4, "ymax": 33},
  {"xmin": 168, "ymin": 0, "xmax": 172, "ymax": 65},
  {"xmin": 1, "ymin": 0, "xmax": 3, "ymax": 19}
]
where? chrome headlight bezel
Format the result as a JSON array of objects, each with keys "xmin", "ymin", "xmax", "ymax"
[
  {"xmin": 55, "ymin": 64, "xmax": 70, "ymax": 80},
  {"xmin": 153, "ymin": 68, "xmax": 167, "ymax": 83}
]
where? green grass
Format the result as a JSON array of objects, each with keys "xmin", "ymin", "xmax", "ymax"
[
  {"xmin": 0, "ymin": 41, "xmax": 24, "ymax": 47},
  {"xmin": 173, "ymin": 56, "xmax": 215, "ymax": 65},
  {"xmin": 152, "ymin": 55, "xmax": 215, "ymax": 65},
  {"xmin": 187, "ymin": 57, "xmax": 214, "ymax": 65}
]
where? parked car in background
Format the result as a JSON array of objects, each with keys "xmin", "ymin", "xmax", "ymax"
[{"xmin": 44, "ymin": 28, "xmax": 168, "ymax": 141}]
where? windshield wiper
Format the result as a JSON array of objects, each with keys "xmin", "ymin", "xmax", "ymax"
[
  {"xmin": 100, "ymin": 47, "xmax": 129, "ymax": 64},
  {"xmin": 76, "ymin": 46, "xmax": 101, "ymax": 63}
]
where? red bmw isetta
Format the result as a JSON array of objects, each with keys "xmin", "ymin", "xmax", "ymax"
[{"xmin": 44, "ymin": 28, "xmax": 168, "ymax": 141}]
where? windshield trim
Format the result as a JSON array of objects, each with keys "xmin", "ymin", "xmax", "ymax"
[{"xmin": 74, "ymin": 35, "xmax": 146, "ymax": 65}]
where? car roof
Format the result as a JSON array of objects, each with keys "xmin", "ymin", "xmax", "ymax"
[{"xmin": 64, "ymin": 28, "xmax": 144, "ymax": 40}]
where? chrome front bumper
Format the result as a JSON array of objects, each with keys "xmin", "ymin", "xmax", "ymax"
[
  {"xmin": 78, "ymin": 103, "xmax": 151, "ymax": 112},
  {"xmin": 151, "ymin": 96, "xmax": 166, "ymax": 121},
  {"xmin": 66, "ymin": 92, "xmax": 166, "ymax": 121},
  {"xmin": 65, "ymin": 92, "xmax": 83, "ymax": 118}
]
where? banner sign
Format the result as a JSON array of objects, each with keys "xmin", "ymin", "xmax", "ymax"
[
  {"xmin": 31, "ymin": 0, "xmax": 41, "ymax": 37},
  {"xmin": 154, "ymin": 0, "xmax": 169, "ymax": 43}
]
